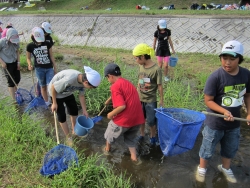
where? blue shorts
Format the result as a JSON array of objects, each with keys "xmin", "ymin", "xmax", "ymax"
[
  {"xmin": 199, "ymin": 125, "xmax": 240, "ymax": 160},
  {"xmin": 141, "ymin": 102, "xmax": 157, "ymax": 127},
  {"xmin": 35, "ymin": 67, "xmax": 54, "ymax": 87}
]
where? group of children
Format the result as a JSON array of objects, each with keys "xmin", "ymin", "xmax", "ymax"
[{"xmin": 0, "ymin": 18, "xmax": 250, "ymax": 183}]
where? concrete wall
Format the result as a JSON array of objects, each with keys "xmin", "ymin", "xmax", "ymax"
[{"xmin": 1, "ymin": 15, "xmax": 250, "ymax": 57}]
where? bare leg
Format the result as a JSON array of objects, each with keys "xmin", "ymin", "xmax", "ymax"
[
  {"xmin": 8, "ymin": 87, "xmax": 15, "ymax": 100},
  {"xmin": 41, "ymin": 85, "xmax": 49, "ymax": 102},
  {"xmin": 163, "ymin": 61, "xmax": 169, "ymax": 77},
  {"xmin": 221, "ymin": 157, "xmax": 231, "ymax": 169},
  {"xmin": 199, "ymin": 158, "xmax": 208, "ymax": 169},
  {"xmin": 157, "ymin": 60, "xmax": 163, "ymax": 68},
  {"xmin": 59, "ymin": 121, "xmax": 70, "ymax": 136},
  {"xmin": 149, "ymin": 125, "xmax": 156, "ymax": 138},
  {"xmin": 105, "ymin": 140, "xmax": 111, "ymax": 151},
  {"xmin": 140, "ymin": 124, "xmax": 145, "ymax": 137},
  {"xmin": 70, "ymin": 115, "xmax": 77, "ymax": 134},
  {"xmin": 129, "ymin": 147, "xmax": 137, "ymax": 161}
]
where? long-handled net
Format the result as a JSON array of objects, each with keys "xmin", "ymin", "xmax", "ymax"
[
  {"xmin": 24, "ymin": 70, "xmax": 47, "ymax": 113},
  {"xmin": 5, "ymin": 69, "xmax": 34, "ymax": 105},
  {"xmin": 91, "ymin": 105, "xmax": 106, "ymax": 123},
  {"xmin": 40, "ymin": 112, "xmax": 78, "ymax": 177}
]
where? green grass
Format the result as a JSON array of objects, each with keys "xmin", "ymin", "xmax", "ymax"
[
  {"xmin": 0, "ymin": 98, "xmax": 133, "ymax": 187},
  {"xmin": 0, "ymin": 0, "xmax": 248, "ymax": 16}
]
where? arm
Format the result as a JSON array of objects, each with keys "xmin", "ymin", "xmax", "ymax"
[
  {"xmin": 158, "ymin": 84, "xmax": 163, "ymax": 107},
  {"xmin": 107, "ymin": 105, "xmax": 126, "ymax": 119},
  {"xmin": 244, "ymin": 93, "xmax": 250, "ymax": 125},
  {"xmin": 26, "ymin": 51, "xmax": 33, "ymax": 71},
  {"xmin": 17, "ymin": 49, "xmax": 20, "ymax": 70},
  {"xmin": 0, "ymin": 57, "xmax": 6, "ymax": 68},
  {"xmin": 79, "ymin": 94, "xmax": 88, "ymax": 118},
  {"xmin": 204, "ymin": 94, "xmax": 233, "ymax": 121},
  {"xmin": 51, "ymin": 84, "xmax": 58, "ymax": 112},
  {"xmin": 49, "ymin": 47, "xmax": 57, "ymax": 74},
  {"xmin": 105, "ymin": 96, "xmax": 112, "ymax": 105},
  {"xmin": 153, "ymin": 37, "xmax": 157, "ymax": 50},
  {"xmin": 168, "ymin": 36, "xmax": 175, "ymax": 54}
]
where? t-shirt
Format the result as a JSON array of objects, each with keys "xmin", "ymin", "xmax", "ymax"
[
  {"xmin": 111, "ymin": 77, "xmax": 145, "ymax": 127},
  {"xmin": 26, "ymin": 41, "xmax": 53, "ymax": 68},
  {"xmin": 154, "ymin": 29, "xmax": 171, "ymax": 56},
  {"xmin": 138, "ymin": 63, "xmax": 162, "ymax": 103},
  {"xmin": 204, "ymin": 66, "xmax": 250, "ymax": 130},
  {"xmin": 48, "ymin": 69, "xmax": 85, "ymax": 99},
  {"xmin": 45, "ymin": 35, "xmax": 54, "ymax": 46},
  {"xmin": 0, "ymin": 38, "xmax": 19, "ymax": 63}
]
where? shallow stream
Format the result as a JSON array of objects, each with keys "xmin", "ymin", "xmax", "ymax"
[{"xmin": 1, "ymin": 56, "xmax": 249, "ymax": 188}]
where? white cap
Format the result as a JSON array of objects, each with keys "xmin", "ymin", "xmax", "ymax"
[
  {"xmin": 158, "ymin": 19, "xmax": 167, "ymax": 29},
  {"xmin": 220, "ymin": 40, "xmax": 244, "ymax": 57},
  {"xmin": 84, "ymin": 66, "xmax": 101, "ymax": 87},
  {"xmin": 41, "ymin": 22, "xmax": 52, "ymax": 34},
  {"xmin": 32, "ymin": 27, "xmax": 45, "ymax": 42}
]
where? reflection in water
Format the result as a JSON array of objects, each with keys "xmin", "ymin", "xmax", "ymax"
[{"xmin": 1, "ymin": 68, "xmax": 250, "ymax": 188}]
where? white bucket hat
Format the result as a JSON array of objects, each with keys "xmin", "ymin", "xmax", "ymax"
[{"xmin": 41, "ymin": 22, "xmax": 52, "ymax": 34}]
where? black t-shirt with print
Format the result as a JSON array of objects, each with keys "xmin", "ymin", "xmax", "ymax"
[
  {"xmin": 26, "ymin": 41, "xmax": 53, "ymax": 68},
  {"xmin": 154, "ymin": 29, "xmax": 171, "ymax": 56}
]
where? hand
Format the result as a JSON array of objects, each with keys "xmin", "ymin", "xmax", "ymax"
[
  {"xmin": 246, "ymin": 114, "xmax": 250, "ymax": 126},
  {"xmin": 172, "ymin": 50, "xmax": 176, "ymax": 54},
  {"xmin": 1, "ymin": 62, "xmax": 6, "ymax": 69},
  {"xmin": 82, "ymin": 110, "xmax": 89, "ymax": 118},
  {"xmin": 159, "ymin": 100, "xmax": 163, "ymax": 108},
  {"xmin": 223, "ymin": 111, "xmax": 234, "ymax": 121},
  {"xmin": 28, "ymin": 64, "xmax": 33, "ymax": 71},
  {"xmin": 107, "ymin": 112, "xmax": 113, "ymax": 119},
  {"xmin": 51, "ymin": 103, "xmax": 58, "ymax": 112}
]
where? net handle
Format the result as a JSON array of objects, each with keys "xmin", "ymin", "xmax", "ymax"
[
  {"xmin": 98, "ymin": 105, "xmax": 106, "ymax": 116},
  {"xmin": 202, "ymin": 111, "xmax": 250, "ymax": 122},
  {"xmin": 31, "ymin": 70, "xmax": 37, "ymax": 97},
  {"xmin": 5, "ymin": 69, "xmax": 19, "ymax": 88},
  {"xmin": 53, "ymin": 111, "xmax": 60, "ymax": 144}
]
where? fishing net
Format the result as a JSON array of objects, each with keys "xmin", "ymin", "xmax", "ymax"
[
  {"xmin": 40, "ymin": 144, "xmax": 78, "ymax": 176},
  {"xmin": 155, "ymin": 108, "xmax": 206, "ymax": 156},
  {"xmin": 24, "ymin": 96, "xmax": 47, "ymax": 114},
  {"xmin": 15, "ymin": 88, "xmax": 34, "ymax": 105}
]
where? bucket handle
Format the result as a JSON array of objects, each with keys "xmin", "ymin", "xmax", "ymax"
[{"xmin": 171, "ymin": 53, "xmax": 178, "ymax": 59}]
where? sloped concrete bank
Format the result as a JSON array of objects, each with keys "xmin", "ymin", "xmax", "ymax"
[{"xmin": 1, "ymin": 14, "xmax": 250, "ymax": 57}]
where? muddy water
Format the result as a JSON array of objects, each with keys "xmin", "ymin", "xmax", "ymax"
[{"xmin": 1, "ymin": 58, "xmax": 250, "ymax": 188}]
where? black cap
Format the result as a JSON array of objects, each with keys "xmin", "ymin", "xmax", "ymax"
[{"xmin": 104, "ymin": 63, "xmax": 121, "ymax": 77}]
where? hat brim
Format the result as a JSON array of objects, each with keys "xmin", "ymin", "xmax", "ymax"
[
  {"xmin": 10, "ymin": 38, "xmax": 20, "ymax": 44},
  {"xmin": 219, "ymin": 51, "xmax": 237, "ymax": 57},
  {"xmin": 159, "ymin": 25, "xmax": 166, "ymax": 29},
  {"xmin": 34, "ymin": 37, "xmax": 45, "ymax": 42}
]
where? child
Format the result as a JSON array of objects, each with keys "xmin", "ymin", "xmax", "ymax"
[
  {"xmin": 48, "ymin": 66, "xmax": 101, "ymax": 146},
  {"xmin": 0, "ymin": 28, "xmax": 20, "ymax": 100},
  {"xmin": 133, "ymin": 43, "xmax": 164, "ymax": 145},
  {"xmin": 196, "ymin": 40, "xmax": 250, "ymax": 183},
  {"xmin": 103, "ymin": 63, "xmax": 144, "ymax": 165},
  {"xmin": 26, "ymin": 27, "xmax": 57, "ymax": 107},
  {"xmin": 153, "ymin": 19, "xmax": 175, "ymax": 82},
  {"xmin": 41, "ymin": 22, "xmax": 54, "ymax": 46}
]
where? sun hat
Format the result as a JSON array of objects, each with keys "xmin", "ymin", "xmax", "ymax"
[
  {"xmin": 84, "ymin": 66, "xmax": 101, "ymax": 87},
  {"xmin": 220, "ymin": 40, "xmax": 244, "ymax": 57},
  {"xmin": 158, "ymin": 19, "xmax": 167, "ymax": 29},
  {"xmin": 7, "ymin": 28, "xmax": 20, "ymax": 44},
  {"xmin": 104, "ymin": 63, "xmax": 121, "ymax": 77},
  {"xmin": 133, "ymin": 43, "xmax": 155, "ymax": 57},
  {"xmin": 32, "ymin": 27, "xmax": 45, "ymax": 42},
  {"xmin": 41, "ymin": 22, "xmax": 52, "ymax": 34}
]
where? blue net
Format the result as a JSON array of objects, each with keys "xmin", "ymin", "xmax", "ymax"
[
  {"xmin": 24, "ymin": 96, "xmax": 47, "ymax": 114},
  {"xmin": 15, "ymin": 88, "xmax": 34, "ymax": 105},
  {"xmin": 40, "ymin": 144, "xmax": 78, "ymax": 176},
  {"xmin": 155, "ymin": 108, "xmax": 206, "ymax": 156}
]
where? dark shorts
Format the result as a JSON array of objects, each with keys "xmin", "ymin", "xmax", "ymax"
[
  {"xmin": 104, "ymin": 120, "xmax": 140, "ymax": 147},
  {"xmin": 199, "ymin": 125, "xmax": 240, "ymax": 160},
  {"xmin": 56, "ymin": 94, "xmax": 78, "ymax": 123},
  {"xmin": 141, "ymin": 101, "xmax": 157, "ymax": 127},
  {"xmin": 156, "ymin": 47, "xmax": 171, "ymax": 57},
  {"xmin": 3, "ymin": 62, "xmax": 20, "ymax": 87}
]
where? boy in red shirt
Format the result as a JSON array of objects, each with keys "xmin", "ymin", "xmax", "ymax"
[{"xmin": 103, "ymin": 63, "xmax": 145, "ymax": 165}]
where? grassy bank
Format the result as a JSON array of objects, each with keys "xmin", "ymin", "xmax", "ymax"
[
  {"xmin": 0, "ymin": 98, "xmax": 133, "ymax": 187},
  {"xmin": 0, "ymin": 0, "xmax": 249, "ymax": 16}
]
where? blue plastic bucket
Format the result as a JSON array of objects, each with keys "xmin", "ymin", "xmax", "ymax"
[
  {"xmin": 74, "ymin": 116, "xmax": 94, "ymax": 137},
  {"xmin": 169, "ymin": 54, "xmax": 178, "ymax": 67}
]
